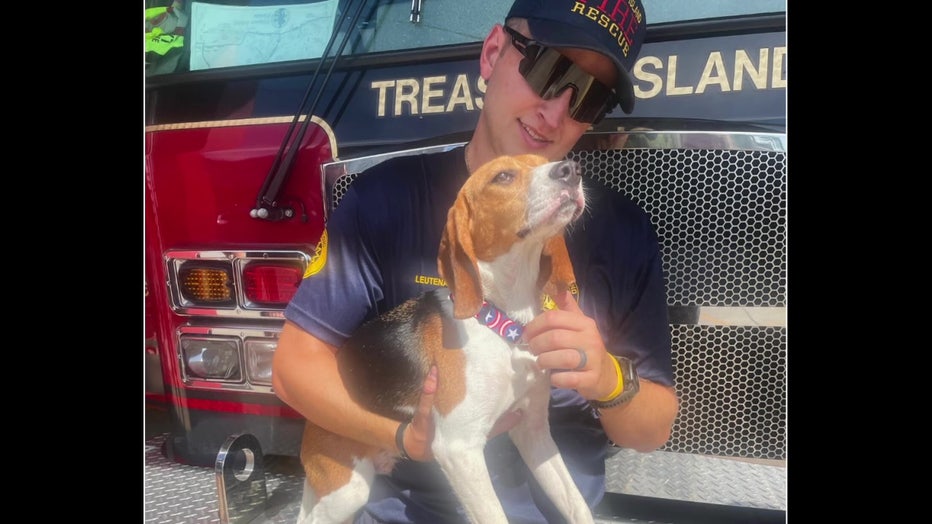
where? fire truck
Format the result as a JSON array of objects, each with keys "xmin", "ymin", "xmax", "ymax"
[{"xmin": 145, "ymin": 1, "xmax": 787, "ymax": 522}]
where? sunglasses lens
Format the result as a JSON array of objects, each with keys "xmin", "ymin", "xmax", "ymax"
[
  {"xmin": 523, "ymin": 49, "xmax": 566, "ymax": 96},
  {"xmin": 567, "ymin": 76, "xmax": 613, "ymax": 123},
  {"xmin": 518, "ymin": 46, "xmax": 615, "ymax": 124},
  {"xmin": 517, "ymin": 43, "xmax": 543, "ymax": 77}
]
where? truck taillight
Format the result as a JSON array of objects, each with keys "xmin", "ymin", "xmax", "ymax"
[
  {"xmin": 178, "ymin": 262, "xmax": 235, "ymax": 306},
  {"xmin": 165, "ymin": 249, "xmax": 310, "ymax": 317},
  {"xmin": 242, "ymin": 262, "xmax": 302, "ymax": 306}
]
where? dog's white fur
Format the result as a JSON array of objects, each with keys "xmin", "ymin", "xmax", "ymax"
[{"xmin": 297, "ymin": 154, "xmax": 591, "ymax": 524}]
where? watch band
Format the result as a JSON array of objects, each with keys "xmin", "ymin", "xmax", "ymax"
[{"xmin": 590, "ymin": 355, "xmax": 640, "ymax": 411}]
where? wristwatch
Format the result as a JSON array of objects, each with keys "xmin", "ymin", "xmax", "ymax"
[{"xmin": 590, "ymin": 355, "xmax": 640, "ymax": 411}]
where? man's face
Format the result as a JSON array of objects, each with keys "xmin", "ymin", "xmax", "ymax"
[{"xmin": 478, "ymin": 22, "xmax": 618, "ymax": 162}]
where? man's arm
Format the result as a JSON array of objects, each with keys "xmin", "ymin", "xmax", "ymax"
[
  {"xmin": 272, "ymin": 321, "xmax": 398, "ymax": 450},
  {"xmin": 592, "ymin": 379, "xmax": 678, "ymax": 452}
]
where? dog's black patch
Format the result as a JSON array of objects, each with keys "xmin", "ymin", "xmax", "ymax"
[{"xmin": 337, "ymin": 288, "xmax": 459, "ymax": 419}]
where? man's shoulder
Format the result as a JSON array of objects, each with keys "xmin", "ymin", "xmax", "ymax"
[
  {"xmin": 582, "ymin": 175, "xmax": 652, "ymax": 222},
  {"xmin": 354, "ymin": 147, "xmax": 464, "ymax": 189},
  {"xmin": 353, "ymin": 153, "xmax": 428, "ymax": 189}
]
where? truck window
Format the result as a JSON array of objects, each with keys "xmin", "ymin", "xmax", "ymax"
[{"xmin": 146, "ymin": 0, "xmax": 786, "ymax": 77}]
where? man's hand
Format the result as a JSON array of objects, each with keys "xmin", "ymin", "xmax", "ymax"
[
  {"xmin": 402, "ymin": 365, "xmax": 438, "ymax": 461},
  {"xmin": 521, "ymin": 289, "xmax": 618, "ymax": 401}
]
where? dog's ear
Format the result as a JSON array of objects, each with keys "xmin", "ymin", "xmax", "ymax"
[
  {"xmin": 438, "ymin": 201, "xmax": 484, "ymax": 319},
  {"xmin": 539, "ymin": 235, "xmax": 577, "ymax": 298}
]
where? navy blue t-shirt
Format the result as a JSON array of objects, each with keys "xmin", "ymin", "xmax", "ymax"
[{"xmin": 284, "ymin": 146, "xmax": 673, "ymax": 523}]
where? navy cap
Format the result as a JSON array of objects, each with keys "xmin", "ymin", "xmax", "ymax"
[{"xmin": 506, "ymin": 0, "xmax": 647, "ymax": 114}]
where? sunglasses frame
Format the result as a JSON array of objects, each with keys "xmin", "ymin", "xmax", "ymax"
[{"xmin": 503, "ymin": 25, "xmax": 618, "ymax": 125}]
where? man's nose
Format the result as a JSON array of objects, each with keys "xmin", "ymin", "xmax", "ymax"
[{"xmin": 538, "ymin": 88, "xmax": 576, "ymax": 127}]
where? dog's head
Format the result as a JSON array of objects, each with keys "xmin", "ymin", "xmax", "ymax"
[{"xmin": 438, "ymin": 154, "xmax": 584, "ymax": 319}]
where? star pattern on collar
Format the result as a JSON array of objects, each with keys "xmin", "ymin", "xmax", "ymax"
[{"xmin": 475, "ymin": 299, "xmax": 524, "ymax": 343}]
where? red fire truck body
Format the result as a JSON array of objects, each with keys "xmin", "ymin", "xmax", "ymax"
[{"xmin": 145, "ymin": 118, "xmax": 333, "ymax": 462}]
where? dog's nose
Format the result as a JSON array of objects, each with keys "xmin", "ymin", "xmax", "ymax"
[{"xmin": 550, "ymin": 160, "xmax": 582, "ymax": 186}]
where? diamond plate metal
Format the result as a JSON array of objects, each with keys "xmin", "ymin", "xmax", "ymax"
[
  {"xmin": 145, "ymin": 435, "xmax": 304, "ymax": 524},
  {"xmin": 146, "ymin": 434, "xmax": 785, "ymax": 523},
  {"xmin": 604, "ymin": 448, "xmax": 786, "ymax": 511}
]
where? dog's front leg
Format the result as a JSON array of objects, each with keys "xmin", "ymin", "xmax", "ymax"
[
  {"xmin": 509, "ymin": 379, "xmax": 595, "ymax": 524},
  {"xmin": 298, "ymin": 432, "xmax": 378, "ymax": 524},
  {"xmin": 296, "ymin": 464, "xmax": 375, "ymax": 524},
  {"xmin": 433, "ymin": 432, "xmax": 510, "ymax": 524}
]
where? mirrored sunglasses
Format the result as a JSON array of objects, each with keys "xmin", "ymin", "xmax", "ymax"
[{"xmin": 504, "ymin": 25, "xmax": 618, "ymax": 125}]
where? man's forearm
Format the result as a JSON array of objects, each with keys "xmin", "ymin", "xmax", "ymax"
[{"xmin": 272, "ymin": 321, "xmax": 400, "ymax": 452}]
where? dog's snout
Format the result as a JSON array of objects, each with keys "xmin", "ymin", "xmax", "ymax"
[{"xmin": 550, "ymin": 160, "xmax": 581, "ymax": 186}]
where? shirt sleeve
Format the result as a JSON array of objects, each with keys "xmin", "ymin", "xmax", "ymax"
[
  {"xmin": 283, "ymin": 183, "xmax": 383, "ymax": 348},
  {"xmin": 283, "ymin": 150, "xmax": 465, "ymax": 349}
]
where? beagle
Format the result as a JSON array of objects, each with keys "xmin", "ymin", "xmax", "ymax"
[{"xmin": 297, "ymin": 154, "xmax": 592, "ymax": 524}]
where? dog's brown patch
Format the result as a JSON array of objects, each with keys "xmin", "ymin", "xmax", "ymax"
[
  {"xmin": 463, "ymin": 157, "xmax": 535, "ymax": 262},
  {"xmin": 301, "ymin": 422, "xmax": 378, "ymax": 497},
  {"xmin": 439, "ymin": 154, "xmax": 549, "ymax": 318},
  {"xmin": 540, "ymin": 235, "xmax": 577, "ymax": 297}
]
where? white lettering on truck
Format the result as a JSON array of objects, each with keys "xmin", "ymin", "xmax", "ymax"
[{"xmin": 371, "ymin": 47, "xmax": 786, "ymax": 117}]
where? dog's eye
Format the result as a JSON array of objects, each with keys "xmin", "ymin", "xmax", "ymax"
[{"xmin": 492, "ymin": 171, "xmax": 515, "ymax": 184}]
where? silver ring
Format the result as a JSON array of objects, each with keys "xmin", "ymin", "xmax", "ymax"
[{"xmin": 573, "ymin": 348, "xmax": 588, "ymax": 371}]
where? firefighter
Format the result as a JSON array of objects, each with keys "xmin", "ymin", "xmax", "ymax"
[{"xmin": 272, "ymin": 1, "xmax": 678, "ymax": 522}]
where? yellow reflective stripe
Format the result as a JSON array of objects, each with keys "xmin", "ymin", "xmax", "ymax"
[
  {"xmin": 146, "ymin": 7, "xmax": 168, "ymax": 20},
  {"xmin": 146, "ymin": 6, "xmax": 184, "ymax": 55},
  {"xmin": 145, "ymin": 6, "xmax": 169, "ymax": 20},
  {"xmin": 146, "ymin": 32, "xmax": 184, "ymax": 55}
]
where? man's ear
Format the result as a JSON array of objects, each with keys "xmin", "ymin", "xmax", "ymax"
[{"xmin": 479, "ymin": 24, "xmax": 507, "ymax": 80}]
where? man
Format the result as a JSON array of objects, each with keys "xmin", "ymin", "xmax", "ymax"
[{"xmin": 272, "ymin": 0, "xmax": 678, "ymax": 522}]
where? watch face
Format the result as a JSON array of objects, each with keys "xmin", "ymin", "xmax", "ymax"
[
  {"xmin": 619, "ymin": 357, "xmax": 639, "ymax": 394},
  {"xmin": 591, "ymin": 355, "xmax": 639, "ymax": 410}
]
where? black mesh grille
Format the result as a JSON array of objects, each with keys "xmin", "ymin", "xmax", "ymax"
[
  {"xmin": 668, "ymin": 325, "xmax": 786, "ymax": 459},
  {"xmin": 568, "ymin": 147, "xmax": 787, "ymax": 461},
  {"xmin": 569, "ymin": 148, "xmax": 787, "ymax": 307},
  {"xmin": 330, "ymin": 174, "xmax": 356, "ymax": 210}
]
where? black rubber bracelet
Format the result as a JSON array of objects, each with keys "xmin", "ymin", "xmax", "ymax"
[{"xmin": 395, "ymin": 421, "xmax": 412, "ymax": 460}]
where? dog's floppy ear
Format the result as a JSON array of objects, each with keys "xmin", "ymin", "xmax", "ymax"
[
  {"xmin": 539, "ymin": 235, "xmax": 577, "ymax": 298},
  {"xmin": 438, "ymin": 200, "xmax": 484, "ymax": 319}
]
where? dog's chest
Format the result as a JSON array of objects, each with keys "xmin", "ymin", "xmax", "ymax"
[{"xmin": 458, "ymin": 318, "xmax": 542, "ymax": 399}]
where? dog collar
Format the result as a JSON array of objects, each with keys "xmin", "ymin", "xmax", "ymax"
[
  {"xmin": 475, "ymin": 299, "xmax": 524, "ymax": 344},
  {"xmin": 447, "ymin": 293, "xmax": 525, "ymax": 344}
]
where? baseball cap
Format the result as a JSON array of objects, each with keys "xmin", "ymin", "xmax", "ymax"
[{"xmin": 506, "ymin": 0, "xmax": 647, "ymax": 114}]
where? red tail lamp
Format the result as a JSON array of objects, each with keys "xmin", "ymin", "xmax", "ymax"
[{"xmin": 242, "ymin": 262, "xmax": 302, "ymax": 306}]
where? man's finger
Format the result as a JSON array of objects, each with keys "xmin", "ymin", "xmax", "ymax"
[
  {"xmin": 422, "ymin": 364, "xmax": 438, "ymax": 395},
  {"xmin": 407, "ymin": 365, "xmax": 438, "ymax": 461},
  {"xmin": 554, "ymin": 288, "xmax": 581, "ymax": 313},
  {"xmin": 413, "ymin": 364, "xmax": 437, "ymax": 425}
]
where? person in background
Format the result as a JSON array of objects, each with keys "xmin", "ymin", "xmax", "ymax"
[{"xmin": 272, "ymin": 1, "xmax": 679, "ymax": 522}]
